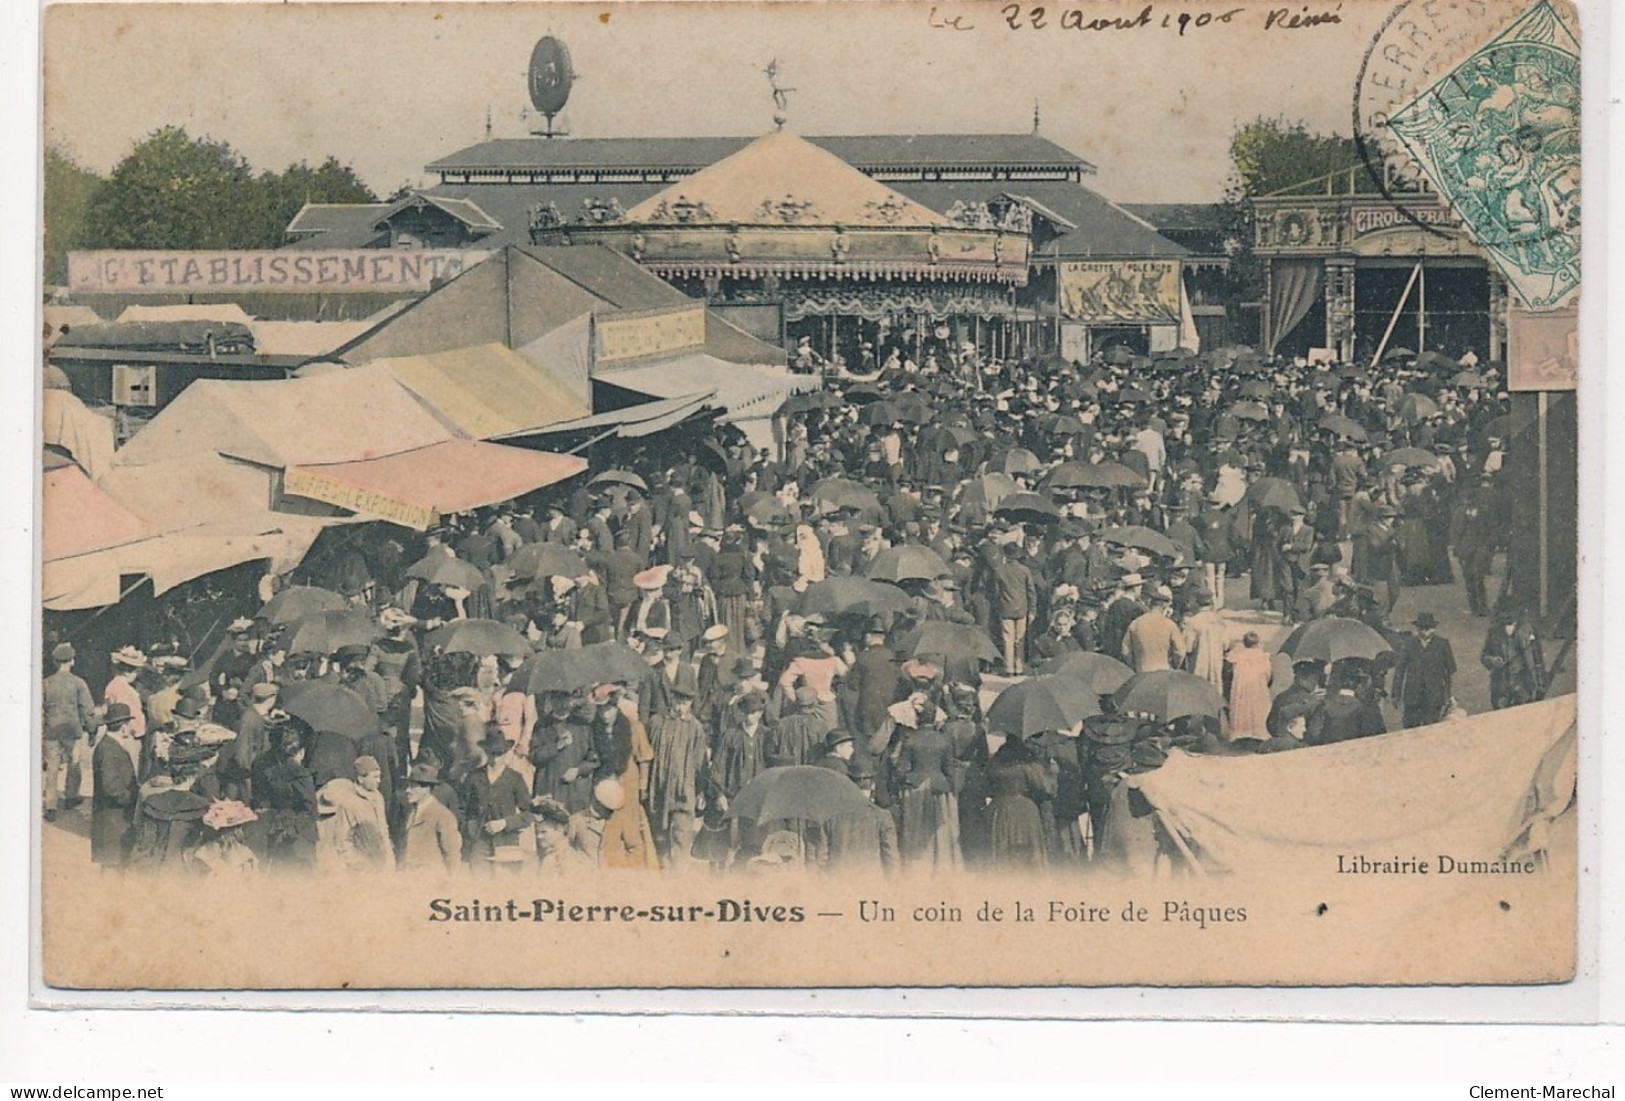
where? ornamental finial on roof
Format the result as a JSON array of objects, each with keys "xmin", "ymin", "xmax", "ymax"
[{"xmin": 764, "ymin": 58, "xmax": 795, "ymax": 130}]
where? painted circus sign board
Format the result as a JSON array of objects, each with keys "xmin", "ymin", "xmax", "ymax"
[
  {"xmin": 1059, "ymin": 260, "xmax": 1182, "ymax": 325},
  {"xmin": 68, "ymin": 250, "xmax": 492, "ymax": 294}
]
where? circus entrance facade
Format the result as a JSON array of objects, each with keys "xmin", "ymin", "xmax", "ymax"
[{"xmin": 1253, "ymin": 194, "xmax": 1505, "ymax": 366}]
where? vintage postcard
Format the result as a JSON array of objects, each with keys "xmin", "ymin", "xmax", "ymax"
[{"xmin": 36, "ymin": 0, "xmax": 1584, "ymax": 991}]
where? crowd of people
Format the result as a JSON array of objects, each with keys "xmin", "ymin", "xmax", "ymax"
[{"xmin": 42, "ymin": 337, "xmax": 1554, "ymax": 878}]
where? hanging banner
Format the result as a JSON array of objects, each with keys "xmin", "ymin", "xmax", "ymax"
[
  {"xmin": 67, "ymin": 250, "xmax": 490, "ymax": 294},
  {"xmin": 1507, "ymin": 303, "xmax": 1578, "ymax": 392},
  {"xmin": 1059, "ymin": 260, "xmax": 1182, "ymax": 324},
  {"xmin": 593, "ymin": 304, "xmax": 706, "ymax": 364},
  {"xmin": 282, "ymin": 467, "xmax": 437, "ymax": 531}
]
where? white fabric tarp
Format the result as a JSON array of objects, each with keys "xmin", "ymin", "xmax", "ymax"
[
  {"xmin": 42, "ymin": 389, "xmax": 115, "ymax": 480},
  {"xmin": 1131, "ymin": 694, "xmax": 1576, "ymax": 875}
]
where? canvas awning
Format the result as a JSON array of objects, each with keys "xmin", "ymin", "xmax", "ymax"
[
  {"xmin": 42, "ymin": 465, "xmax": 150, "ymax": 561},
  {"xmin": 282, "ymin": 439, "xmax": 587, "ymax": 530},
  {"xmin": 367, "ymin": 343, "xmax": 589, "ymax": 439},
  {"xmin": 505, "ymin": 392, "xmax": 715, "ymax": 441},
  {"xmin": 43, "ymin": 512, "xmax": 336, "ymax": 612},
  {"xmin": 593, "ymin": 354, "xmax": 814, "ymax": 424}
]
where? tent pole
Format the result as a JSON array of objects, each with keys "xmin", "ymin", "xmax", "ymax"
[
  {"xmin": 1538, "ymin": 391, "xmax": 1550, "ymax": 617},
  {"xmin": 1418, "ymin": 262, "xmax": 1427, "ymax": 352},
  {"xmin": 1370, "ymin": 261, "xmax": 1422, "ymax": 368}
]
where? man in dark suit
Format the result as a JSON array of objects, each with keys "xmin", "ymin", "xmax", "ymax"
[
  {"xmin": 1396, "ymin": 612, "xmax": 1456, "ymax": 728},
  {"xmin": 1480, "ymin": 612, "xmax": 1547, "ymax": 709}
]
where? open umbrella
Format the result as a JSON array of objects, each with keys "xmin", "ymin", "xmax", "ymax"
[
  {"xmin": 1245, "ymin": 477, "xmax": 1304, "ymax": 514},
  {"xmin": 1109, "ymin": 386, "xmax": 1153, "ymax": 403},
  {"xmin": 890, "ymin": 393, "xmax": 935, "ymax": 424},
  {"xmin": 1229, "ymin": 401, "xmax": 1271, "ymax": 422},
  {"xmin": 1112, "ymin": 670, "xmax": 1224, "ymax": 722},
  {"xmin": 507, "ymin": 543, "xmax": 587, "ymax": 581},
  {"xmin": 865, "ymin": 545, "xmax": 951, "ymax": 584},
  {"xmin": 957, "ymin": 472, "xmax": 1021, "ymax": 513},
  {"xmin": 1104, "ymin": 345, "xmax": 1133, "ymax": 366},
  {"xmin": 517, "ymin": 642, "xmax": 650, "ymax": 694},
  {"xmin": 405, "ymin": 553, "xmax": 488, "ymax": 591},
  {"xmin": 1237, "ymin": 379, "xmax": 1273, "ymax": 399},
  {"xmin": 1098, "ymin": 525, "xmax": 1179, "ymax": 558},
  {"xmin": 859, "ymin": 400, "xmax": 902, "ymax": 426},
  {"xmin": 1229, "ymin": 356, "xmax": 1268, "ymax": 376},
  {"xmin": 281, "ymin": 609, "xmax": 381, "ymax": 656},
  {"xmin": 843, "ymin": 382, "xmax": 887, "ymax": 405},
  {"xmin": 1037, "ymin": 413, "xmax": 1089, "ymax": 436},
  {"xmin": 1451, "ymin": 370, "xmax": 1486, "ymax": 389},
  {"xmin": 1381, "ymin": 446, "xmax": 1440, "ymax": 470},
  {"xmin": 1318, "ymin": 414, "xmax": 1369, "ymax": 442},
  {"xmin": 278, "ymin": 681, "xmax": 379, "ymax": 740},
  {"xmin": 1035, "ymin": 651, "xmax": 1134, "ymax": 695},
  {"xmin": 988, "ymin": 448, "xmax": 1043, "ymax": 476},
  {"xmin": 994, "ymin": 491, "xmax": 1062, "ymax": 525},
  {"xmin": 423, "ymin": 618, "xmax": 532, "ymax": 658},
  {"xmin": 726, "ymin": 766, "xmax": 869, "ymax": 824},
  {"xmin": 810, "ymin": 477, "xmax": 883, "ymax": 517},
  {"xmin": 590, "ymin": 469, "xmax": 649, "ymax": 493},
  {"xmin": 798, "ymin": 577, "xmax": 913, "ymax": 619},
  {"xmin": 987, "ymin": 676, "xmax": 1101, "ymax": 736},
  {"xmin": 1381, "ymin": 346, "xmax": 1417, "ymax": 361},
  {"xmin": 898, "ymin": 621, "xmax": 999, "ymax": 664},
  {"xmin": 1278, "ymin": 616, "xmax": 1393, "ymax": 664},
  {"xmin": 259, "ymin": 585, "xmax": 346, "ymax": 626},
  {"xmin": 1397, "ymin": 393, "xmax": 1440, "ymax": 422},
  {"xmin": 784, "ymin": 390, "xmax": 841, "ymax": 414},
  {"xmin": 1045, "ymin": 461, "xmax": 1145, "ymax": 490},
  {"xmin": 1415, "ymin": 350, "xmax": 1459, "ymax": 372}
]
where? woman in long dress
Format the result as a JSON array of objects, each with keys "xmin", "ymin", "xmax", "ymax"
[
  {"xmin": 1226, "ymin": 631, "xmax": 1274, "ymax": 739},
  {"xmin": 985, "ymin": 733, "xmax": 1056, "ymax": 869},
  {"xmin": 1182, "ymin": 595, "xmax": 1227, "ymax": 691}
]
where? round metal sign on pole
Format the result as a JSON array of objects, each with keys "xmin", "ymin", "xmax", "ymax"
[{"xmin": 527, "ymin": 36, "xmax": 574, "ymax": 133}]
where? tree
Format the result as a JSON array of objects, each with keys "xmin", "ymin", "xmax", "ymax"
[
  {"xmin": 79, "ymin": 128, "xmax": 379, "ymax": 250},
  {"xmin": 42, "ymin": 146, "xmax": 103, "ymax": 285},
  {"xmin": 253, "ymin": 157, "xmax": 379, "ymax": 246},
  {"xmin": 1227, "ymin": 116, "xmax": 1378, "ymax": 199},
  {"xmin": 82, "ymin": 127, "xmax": 265, "ymax": 250}
]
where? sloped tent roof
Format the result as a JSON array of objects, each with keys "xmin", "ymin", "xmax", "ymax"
[
  {"xmin": 248, "ymin": 319, "xmax": 377, "ymax": 357},
  {"xmin": 331, "ymin": 245, "xmax": 785, "ymax": 405},
  {"xmin": 282, "ymin": 439, "xmax": 588, "ymax": 530},
  {"xmin": 367, "ymin": 342, "xmax": 589, "ymax": 439},
  {"xmin": 42, "ymin": 388, "xmax": 115, "ymax": 480},
  {"xmin": 112, "ymin": 365, "xmax": 454, "ymax": 471},
  {"xmin": 624, "ymin": 130, "xmax": 952, "ymax": 228},
  {"xmin": 331, "ymin": 245, "xmax": 689, "ymax": 367},
  {"xmin": 42, "ymin": 463, "xmax": 150, "ymax": 561}
]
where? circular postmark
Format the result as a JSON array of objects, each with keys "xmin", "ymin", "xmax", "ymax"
[{"xmin": 1351, "ymin": 0, "xmax": 1577, "ymax": 253}]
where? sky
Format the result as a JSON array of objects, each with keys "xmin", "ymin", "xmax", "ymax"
[{"xmin": 45, "ymin": 0, "xmax": 1418, "ymax": 203}]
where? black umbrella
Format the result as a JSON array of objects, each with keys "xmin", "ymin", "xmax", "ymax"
[
  {"xmin": 987, "ymin": 675, "xmax": 1101, "ymax": 737},
  {"xmin": 1112, "ymin": 670, "xmax": 1224, "ymax": 722},
  {"xmin": 1035, "ymin": 651, "xmax": 1134, "ymax": 695},
  {"xmin": 281, "ymin": 609, "xmax": 380, "ymax": 657},
  {"xmin": 1246, "ymin": 477, "xmax": 1304, "ymax": 514},
  {"xmin": 279, "ymin": 681, "xmax": 379, "ymax": 740},
  {"xmin": 865, "ymin": 545, "xmax": 952, "ymax": 583},
  {"xmin": 507, "ymin": 543, "xmax": 587, "ymax": 581},
  {"xmin": 423, "ymin": 618, "xmax": 532, "ymax": 658},
  {"xmin": 590, "ymin": 469, "xmax": 649, "ymax": 493},
  {"xmin": 994, "ymin": 492, "xmax": 1062, "ymax": 525},
  {"xmin": 898, "ymin": 621, "xmax": 999, "ymax": 664},
  {"xmin": 1279, "ymin": 616, "xmax": 1393, "ymax": 664},
  {"xmin": 260, "ymin": 585, "xmax": 346, "ymax": 626},
  {"xmin": 517, "ymin": 642, "xmax": 650, "ymax": 693},
  {"xmin": 1045, "ymin": 461, "xmax": 1145, "ymax": 490},
  {"xmin": 727, "ymin": 766, "xmax": 869, "ymax": 824},
  {"xmin": 406, "ymin": 553, "xmax": 488, "ymax": 591},
  {"xmin": 798, "ymin": 577, "xmax": 913, "ymax": 619}
]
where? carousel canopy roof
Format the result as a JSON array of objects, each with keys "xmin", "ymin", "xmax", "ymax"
[{"xmin": 622, "ymin": 131, "xmax": 952, "ymax": 229}]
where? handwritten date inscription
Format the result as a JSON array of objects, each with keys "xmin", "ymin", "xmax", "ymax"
[{"xmin": 927, "ymin": 3, "xmax": 1342, "ymax": 35}]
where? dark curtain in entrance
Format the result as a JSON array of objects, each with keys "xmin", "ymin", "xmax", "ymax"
[{"xmin": 1267, "ymin": 259, "xmax": 1323, "ymax": 354}]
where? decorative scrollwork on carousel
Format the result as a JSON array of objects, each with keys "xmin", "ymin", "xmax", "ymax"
[
  {"xmin": 646, "ymin": 196, "xmax": 714, "ymax": 224},
  {"xmin": 862, "ymin": 196, "xmax": 910, "ymax": 225},
  {"xmin": 579, "ymin": 196, "xmax": 626, "ymax": 224},
  {"xmin": 945, "ymin": 200, "xmax": 997, "ymax": 230},
  {"xmin": 757, "ymin": 195, "xmax": 820, "ymax": 224}
]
